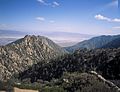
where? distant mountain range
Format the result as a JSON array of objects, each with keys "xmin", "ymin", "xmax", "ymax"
[
  {"xmin": 0, "ymin": 30, "xmax": 25, "ymax": 37},
  {"xmin": 0, "ymin": 30, "xmax": 94, "ymax": 47},
  {"xmin": 0, "ymin": 38, "xmax": 17, "ymax": 46},
  {"xmin": 65, "ymin": 35, "xmax": 120, "ymax": 52},
  {"xmin": 102, "ymin": 37, "xmax": 120, "ymax": 48},
  {"xmin": 0, "ymin": 30, "xmax": 26, "ymax": 46},
  {"xmin": 0, "ymin": 35, "xmax": 66, "ymax": 81},
  {"xmin": 26, "ymin": 31, "xmax": 94, "ymax": 47}
]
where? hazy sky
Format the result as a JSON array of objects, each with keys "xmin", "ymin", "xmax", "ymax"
[{"xmin": 0, "ymin": 0, "xmax": 120, "ymax": 45}]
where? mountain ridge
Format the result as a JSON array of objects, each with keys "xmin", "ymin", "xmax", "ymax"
[
  {"xmin": 0, "ymin": 35, "xmax": 66, "ymax": 81},
  {"xmin": 64, "ymin": 35, "xmax": 120, "ymax": 52}
]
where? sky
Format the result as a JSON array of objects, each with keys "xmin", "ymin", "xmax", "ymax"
[{"xmin": 0, "ymin": 0, "xmax": 120, "ymax": 46}]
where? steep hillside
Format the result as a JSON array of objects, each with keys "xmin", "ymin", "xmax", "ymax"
[
  {"xmin": 65, "ymin": 35, "xmax": 120, "ymax": 52},
  {"xmin": 15, "ymin": 48, "xmax": 120, "ymax": 92},
  {"xmin": 18, "ymin": 48, "xmax": 120, "ymax": 82},
  {"xmin": 0, "ymin": 35, "xmax": 66, "ymax": 81},
  {"xmin": 102, "ymin": 37, "xmax": 120, "ymax": 48}
]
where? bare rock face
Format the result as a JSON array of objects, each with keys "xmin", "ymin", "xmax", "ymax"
[{"xmin": 0, "ymin": 35, "xmax": 66, "ymax": 81}]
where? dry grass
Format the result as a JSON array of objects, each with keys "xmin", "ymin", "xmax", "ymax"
[{"xmin": 13, "ymin": 87, "xmax": 39, "ymax": 92}]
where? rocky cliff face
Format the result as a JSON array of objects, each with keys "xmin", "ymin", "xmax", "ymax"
[{"xmin": 0, "ymin": 35, "xmax": 66, "ymax": 81}]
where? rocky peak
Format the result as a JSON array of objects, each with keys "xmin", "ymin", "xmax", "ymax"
[
  {"xmin": 24, "ymin": 35, "xmax": 40, "ymax": 41},
  {"xmin": 0, "ymin": 35, "xmax": 66, "ymax": 81}
]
